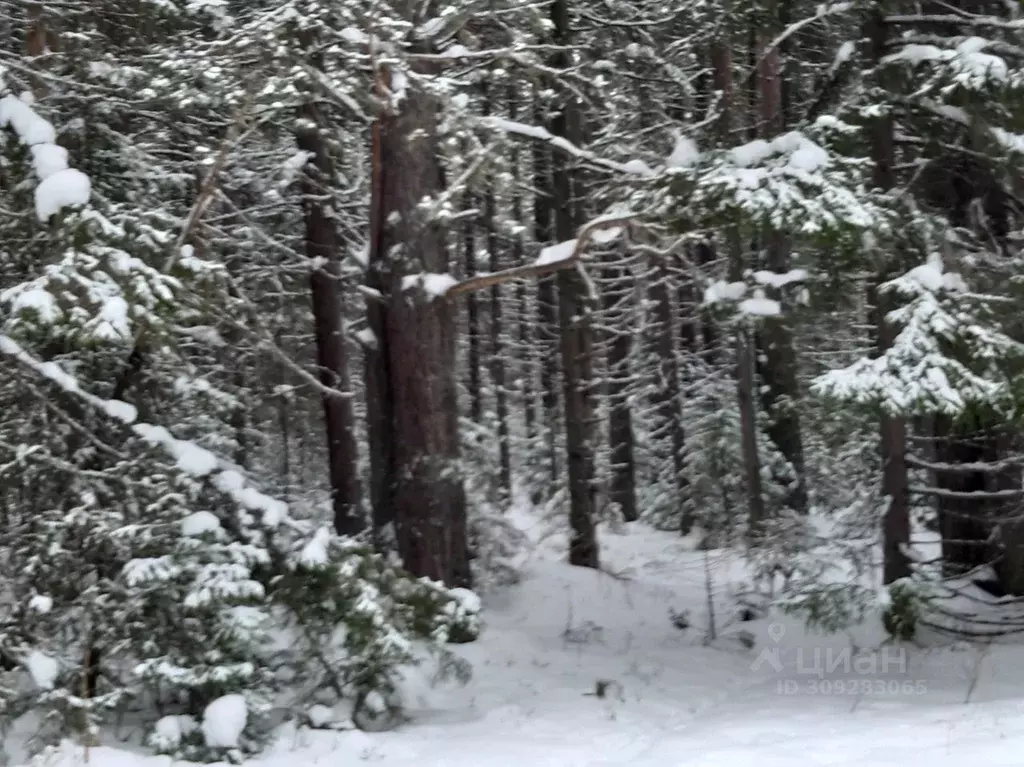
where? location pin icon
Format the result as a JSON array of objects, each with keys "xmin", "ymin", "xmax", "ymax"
[{"xmin": 767, "ymin": 623, "xmax": 785, "ymax": 644}]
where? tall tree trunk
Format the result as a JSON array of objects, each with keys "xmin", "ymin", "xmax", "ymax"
[
  {"xmin": 517, "ymin": 274, "xmax": 535, "ymax": 444},
  {"xmin": 603, "ymin": 252, "xmax": 638, "ymax": 523},
  {"xmin": 736, "ymin": 312, "xmax": 766, "ymax": 532},
  {"xmin": 274, "ymin": 329, "xmax": 292, "ymax": 500},
  {"xmin": 297, "ymin": 98, "xmax": 363, "ymax": 537},
  {"xmin": 26, "ymin": 2, "xmax": 47, "ymax": 57},
  {"xmin": 367, "ymin": 50, "xmax": 470, "ymax": 586},
  {"xmin": 552, "ymin": 0, "xmax": 599, "ymax": 568},
  {"xmin": 488, "ymin": 254, "xmax": 513, "ymax": 499},
  {"xmin": 510, "ymin": 86, "xmax": 536, "ymax": 444},
  {"xmin": 866, "ymin": 5, "xmax": 910, "ymax": 585},
  {"xmin": 601, "ymin": 83, "xmax": 645, "ymax": 526},
  {"xmin": 648, "ymin": 254, "xmax": 689, "ymax": 530},
  {"xmin": 482, "ymin": 81, "xmax": 512, "ymax": 497},
  {"xmin": 755, "ymin": 0, "xmax": 807, "ymax": 513},
  {"xmin": 712, "ymin": 24, "xmax": 766, "ymax": 530},
  {"xmin": 365, "ymin": 195, "xmax": 394, "ymax": 541},
  {"xmin": 533, "ymin": 96, "xmax": 560, "ymax": 491},
  {"xmin": 463, "ymin": 192, "xmax": 483, "ymax": 423},
  {"xmin": 677, "ymin": 246, "xmax": 701, "ymax": 357}
]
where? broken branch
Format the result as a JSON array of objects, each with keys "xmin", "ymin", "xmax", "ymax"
[{"xmin": 444, "ymin": 214, "xmax": 634, "ymax": 299}]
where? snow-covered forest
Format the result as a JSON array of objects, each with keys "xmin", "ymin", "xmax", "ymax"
[{"xmin": 5, "ymin": 0, "xmax": 1024, "ymax": 765}]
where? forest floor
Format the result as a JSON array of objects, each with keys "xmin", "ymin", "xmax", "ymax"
[{"xmin": 23, "ymin": 500, "xmax": 1024, "ymax": 767}]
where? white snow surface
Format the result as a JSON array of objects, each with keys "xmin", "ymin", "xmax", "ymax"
[
  {"xmin": 0, "ymin": 95, "xmax": 56, "ymax": 145},
  {"xmin": 306, "ymin": 705, "xmax": 335, "ymax": 729},
  {"xmin": 884, "ymin": 36, "xmax": 1012, "ymax": 91},
  {"xmin": 150, "ymin": 715, "xmax": 197, "ymax": 752},
  {"xmin": 536, "ymin": 239, "xmax": 577, "ymax": 266},
  {"xmin": 27, "ymin": 595, "xmax": 52, "ymax": 614},
  {"xmin": 181, "ymin": 510, "xmax": 222, "ymax": 537},
  {"xmin": 704, "ymin": 279, "xmax": 747, "ymax": 304},
  {"xmin": 355, "ymin": 328, "xmax": 377, "ymax": 348},
  {"xmin": 278, "ymin": 150, "xmax": 312, "ymax": 189},
  {"xmin": 103, "ymin": 399, "xmax": 138, "ymax": 423},
  {"xmin": 591, "ymin": 226, "xmax": 623, "ymax": 245},
  {"xmin": 832, "ymin": 40, "xmax": 856, "ymax": 70},
  {"xmin": 0, "ymin": 93, "xmax": 92, "ymax": 219},
  {"xmin": 25, "ymin": 650, "xmax": 58, "ymax": 690},
  {"xmin": 666, "ymin": 132, "xmax": 700, "ymax": 169},
  {"xmin": 298, "ymin": 526, "xmax": 332, "ymax": 567},
  {"xmin": 402, "ymin": 273, "xmax": 458, "ymax": 297},
  {"xmin": 20, "ymin": 502, "xmax": 1024, "ymax": 767},
  {"xmin": 448, "ymin": 587, "xmax": 481, "ymax": 614},
  {"xmin": 35, "ymin": 169, "xmax": 92, "ymax": 221},
  {"xmin": 739, "ymin": 294, "xmax": 782, "ymax": 316},
  {"xmin": 620, "ymin": 159, "xmax": 655, "ymax": 176},
  {"xmin": 6, "ymin": 286, "xmax": 60, "ymax": 323},
  {"xmin": 754, "ymin": 268, "xmax": 808, "ymax": 288},
  {"xmin": 202, "ymin": 694, "xmax": 248, "ymax": 748},
  {"xmin": 339, "ymin": 27, "xmax": 369, "ymax": 44},
  {"xmin": 729, "ymin": 131, "xmax": 830, "ymax": 173},
  {"xmin": 441, "ymin": 44, "xmax": 471, "ymax": 58},
  {"xmin": 30, "ymin": 144, "xmax": 69, "ymax": 180}
]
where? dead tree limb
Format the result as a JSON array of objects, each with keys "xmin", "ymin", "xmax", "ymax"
[{"xmin": 444, "ymin": 214, "xmax": 634, "ymax": 299}]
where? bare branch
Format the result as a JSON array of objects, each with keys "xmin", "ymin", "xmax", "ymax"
[
  {"xmin": 909, "ymin": 485, "xmax": 1024, "ymax": 500},
  {"xmin": 478, "ymin": 117, "xmax": 655, "ymax": 177},
  {"xmin": 444, "ymin": 214, "xmax": 634, "ymax": 299},
  {"xmin": 907, "ymin": 454, "xmax": 1024, "ymax": 474}
]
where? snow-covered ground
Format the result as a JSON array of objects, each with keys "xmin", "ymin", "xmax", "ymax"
[{"xmin": 22, "ymin": 503, "xmax": 1024, "ymax": 767}]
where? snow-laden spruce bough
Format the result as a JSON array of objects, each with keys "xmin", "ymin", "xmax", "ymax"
[{"xmin": 0, "ymin": 82, "xmax": 479, "ymax": 762}]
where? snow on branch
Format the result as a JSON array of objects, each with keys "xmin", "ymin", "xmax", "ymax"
[
  {"xmin": 678, "ymin": 128, "xmax": 882, "ymax": 235},
  {"xmin": 479, "ymin": 116, "xmax": 655, "ymax": 177},
  {"xmin": 887, "ymin": 13, "xmax": 1024, "ymax": 30},
  {"xmin": 921, "ymin": 100, "xmax": 1024, "ymax": 159},
  {"xmin": 811, "ymin": 256, "xmax": 1024, "ymax": 416},
  {"xmin": 443, "ymin": 212, "xmax": 634, "ymax": 299},
  {"xmin": 750, "ymin": 3, "xmax": 854, "ymax": 81},
  {"xmin": 883, "ymin": 36, "xmax": 1023, "ymax": 91},
  {"xmin": 0, "ymin": 92, "xmax": 91, "ymax": 221},
  {"xmin": 0, "ymin": 334, "xmax": 289, "ymax": 527}
]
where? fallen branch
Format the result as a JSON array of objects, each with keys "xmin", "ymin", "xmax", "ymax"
[{"xmin": 444, "ymin": 214, "xmax": 634, "ymax": 299}]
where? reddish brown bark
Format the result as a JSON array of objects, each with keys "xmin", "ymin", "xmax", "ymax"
[
  {"xmin": 297, "ymin": 99, "xmax": 363, "ymax": 537},
  {"xmin": 532, "ymin": 96, "xmax": 561, "ymax": 489},
  {"xmin": 712, "ymin": 27, "xmax": 766, "ymax": 530},
  {"xmin": 648, "ymin": 256, "xmax": 688, "ymax": 530},
  {"xmin": 755, "ymin": 0, "xmax": 807, "ymax": 513},
  {"xmin": 366, "ymin": 56, "xmax": 470, "ymax": 586},
  {"xmin": 552, "ymin": 0, "xmax": 599, "ymax": 568}
]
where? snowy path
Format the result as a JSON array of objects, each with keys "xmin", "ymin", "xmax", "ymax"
[{"xmin": 27, "ymin": 520, "xmax": 1024, "ymax": 767}]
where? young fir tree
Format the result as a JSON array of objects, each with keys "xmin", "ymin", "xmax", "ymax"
[{"xmin": 0, "ymin": 37, "xmax": 479, "ymax": 764}]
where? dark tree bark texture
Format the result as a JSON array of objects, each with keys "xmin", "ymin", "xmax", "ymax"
[
  {"xmin": 552, "ymin": 0, "xmax": 599, "ymax": 568},
  {"xmin": 297, "ymin": 99, "xmax": 363, "ymax": 537},
  {"xmin": 866, "ymin": 6, "xmax": 911, "ymax": 585},
  {"xmin": 367, "ymin": 56, "xmax": 471, "ymax": 587}
]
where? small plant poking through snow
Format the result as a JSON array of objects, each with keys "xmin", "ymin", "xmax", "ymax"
[
  {"xmin": 272, "ymin": 535, "xmax": 480, "ymax": 736},
  {"xmin": 882, "ymin": 579, "xmax": 920, "ymax": 642}
]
